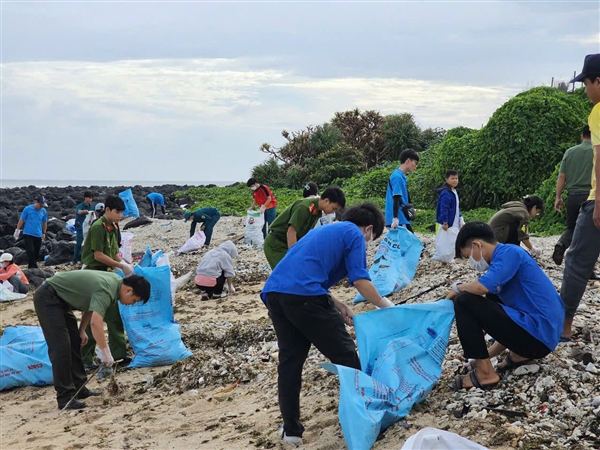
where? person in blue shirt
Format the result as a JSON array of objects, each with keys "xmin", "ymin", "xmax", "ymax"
[
  {"xmin": 15, "ymin": 195, "xmax": 49, "ymax": 269},
  {"xmin": 446, "ymin": 222, "xmax": 564, "ymax": 391},
  {"xmin": 261, "ymin": 203, "xmax": 394, "ymax": 446},
  {"xmin": 147, "ymin": 192, "xmax": 166, "ymax": 218},
  {"xmin": 183, "ymin": 207, "xmax": 221, "ymax": 246},
  {"xmin": 433, "ymin": 170, "xmax": 464, "ymax": 263},
  {"xmin": 72, "ymin": 191, "xmax": 94, "ymax": 265},
  {"xmin": 385, "ymin": 148, "xmax": 419, "ymax": 232}
]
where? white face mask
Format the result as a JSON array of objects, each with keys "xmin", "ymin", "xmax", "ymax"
[
  {"xmin": 469, "ymin": 243, "xmax": 489, "ymax": 272},
  {"xmin": 251, "ymin": 185, "xmax": 258, "ymax": 191},
  {"xmin": 364, "ymin": 227, "xmax": 373, "ymax": 244}
]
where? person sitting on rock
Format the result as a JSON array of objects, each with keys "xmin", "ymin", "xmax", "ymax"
[
  {"xmin": 146, "ymin": 192, "xmax": 166, "ymax": 218},
  {"xmin": 194, "ymin": 241, "xmax": 238, "ymax": 300},
  {"xmin": 446, "ymin": 222, "xmax": 564, "ymax": 391},
  {"xmin": 183, "ymin": 206, "xmax": 221, "ymax": 246},
  {"xmin": 0, "ymin": 253, "xmax": 30, "ymax": 294}
]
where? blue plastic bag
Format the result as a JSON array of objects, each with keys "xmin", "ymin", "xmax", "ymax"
[
  {"xmin": 0, "ymin": 326, "xmax": 53, "ymax": 391},
  {"xmin": 139, "ymin": 245, "xmax": 153, "ymax": 268},
  {"xmin": 118, "ymin": 188, "xmax": 140, "ymax": 218},
  {"xmin": 323, "ymin": 300, "xmax": 455, "ymax": 450},
  {"xmin": 354, "ymin": 227, "xmax": 423, "ymax": 303},
  {"xmin": 119, "ymin": 265, "xmax": 191, "ymax": 368}
]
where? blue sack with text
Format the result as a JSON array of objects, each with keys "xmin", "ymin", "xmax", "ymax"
[
  {"xmin": 353, "ymin": 227, "xmax": 422, "ymax": 303},
  {"xmin": 323, "ymin": 300, "xmax": 455, "ymax": 450},
  {"xmin": 118, "ymin": 188, "xmax": 140, "ymax": 218}
]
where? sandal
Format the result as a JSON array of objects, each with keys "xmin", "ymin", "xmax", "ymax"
[
  {"xmin": 201, "ymin": 293, "xmax": 211, "ymax": 301},
  {"xmin": 497, "ymin": 353, "xmax": 533, "ymax": 372},
  {"xmin": 450, "ymin": 369, "xmax": 500, "ymax": 391}
]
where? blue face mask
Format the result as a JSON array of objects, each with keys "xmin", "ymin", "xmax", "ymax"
[{"xmin": 469, "ymin": 243, "xmax": 489, "ymax": 272}]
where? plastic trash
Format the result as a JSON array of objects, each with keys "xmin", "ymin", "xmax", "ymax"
[
  {"xmin": 401, "ymin": 427, "xmax": 489, "ymax": 450},
  {"xmin": 118, "ymin": 189, "xmax": 140, "ymax": 218},
  {"xmin": 178, "ymin": 231, "xmax": 206, "ymax": 254},
  {"xmin": 119, "ymin": 231, "xmax": 134, "ymax": 263},
  {"xmin": 244, "ymin": 210, "xmax": 265, "ymax": 245},
  {"xmin": 433, "ymin": 227, "xmax": 459, "ymax": 264}
]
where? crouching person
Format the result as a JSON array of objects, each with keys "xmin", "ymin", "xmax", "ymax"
[
  {"xmin": 446, "ymin": 222, "xmax": 564, "ymax": 391},
  {"xmin": 33, "ymin": 270, "xmax": 150, "ymax": 410},
  {"xmin": 0, "ymin": 253, "xmax": 30, "ymax": 294},
  {"xmin": 195, "ymin": 241, "xmax": 238, "ymax": 301}
]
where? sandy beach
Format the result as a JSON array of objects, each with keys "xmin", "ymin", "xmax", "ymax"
[{"xmin": 1, "ymin": 216, "xmax": 599, "ymax": 450}]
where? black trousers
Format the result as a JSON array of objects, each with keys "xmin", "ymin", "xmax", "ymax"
[
  {"xmin": 505, "ymin": 221, "xmax": 520, "ymax": 246},
  {"xmin": 266, "ymin": 292, "xmax": 360, "ymax": 437},
  {"xmin": 24, "ymin": 234, "xmax": 42, "ymax": 269},
  {"xmin": 454, "ymin": 292, "xmax": 551, "ymax": 360},
  {"xmin": 33, "ymin": 283, "xmax": 88, "ymax": 407},
  {"xmin": 147, "ymin": 199, "xmax": 165, "ymax": 218},
  {"xmin": 556, "ymin": 191, "xmax": 590, "ymax": 250},
  {"xmin": 196, "ymin": 272, "xmax": 226, "ymax": 298}
]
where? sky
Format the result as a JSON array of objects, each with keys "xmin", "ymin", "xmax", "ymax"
[{"xmin": 1, "ymin": 1, "xmax": 599, "ymax": 184}]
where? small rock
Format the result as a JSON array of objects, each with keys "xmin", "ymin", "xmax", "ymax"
[
  {"xmin": 513, "ymin": 364, "xmax": 540, "ymax": 376},
  {"xmin": 592, "ymin": 396, "xmax": 600, "ymax": 407},
  {"xmin": 188, "ymin": 389, "xmax": 198, "ymax": 395},
  {"xmin": 585, "ymin": 363, "xmax": 598, "ymax": 374}
]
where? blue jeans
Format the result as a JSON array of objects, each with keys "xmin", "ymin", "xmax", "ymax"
[{"xmin": 263, "ymin": 207, "xmax": 277, "ymax": 238}]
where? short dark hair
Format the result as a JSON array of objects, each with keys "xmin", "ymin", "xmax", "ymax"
[
  {"xmin": 104, "ymin": 194, "xmax": 125, "ymax": 212},
  {"xmin": 583, "ymin": 74, "xmax": 600, "ymax": 84},
  {"xmin": 445, "ymin": 169, "xmax": 458, "ymax": 179},
  {"xmin": 122, "ymin": 275, "xmax": 151, "ymax": 304},
  {"xmin": 455, "ymin": 221, "xmax": 498, "ymax": 258},
  {"xmin": 303, "ymin": 182, "xmax": 319, "ymax": 198},
  {"xmin": 321, "ymin": 186, "xmax": 346, "ymax": 208},
  {"xmin": 400, "ymin": 149, "xmax": 420, "ymax": 164},
  {"xmin": 522, "ymin": 195, "xmax": 544, "ymax": 213},
  {"xmin": 582, "ymin": 125, "xmax": 591, "ymax": 139},
  {"xmin": 246, "ymin": 178, "xmax": 258, "ymax": 187},
  {"xmin": 342, "ymin": 202, "xmax": 385, "ymax": 239},
  {"xmin": 84, "ymin": 191, "xmax": 94, "ymax": 199}
]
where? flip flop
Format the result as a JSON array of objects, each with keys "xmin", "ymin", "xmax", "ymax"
[
  {"xmin": 497, "ymin": 353, "xmax": 534, "ymax": 372},
  {"xmin": 559, "ymin": 336, "xmax": 572, "ymax": 343},
  {"xmin": 450, "ymin": 369, "xmax": 500, "ymax": 391}
]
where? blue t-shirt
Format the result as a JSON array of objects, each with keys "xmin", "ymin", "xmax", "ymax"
[
  {"xmin": 20, "ymin": 204, "xmax": 48, "ymax": 238},
  {"xmin": 147, "ymin": 192, "xmax": 165, "ymax": 206},
  {"xmin": 478, "ymin": 244, "xmax": 564, "ymax": 351},
  {"xmin": 75, "ymin": 201, "xmax": 93, "ymax": 228},
  {"xmin": 261, "ymin": 222, "xmax": 370, "ymax": 304},
  {"xmin": 385, "ymin": 169, "xmax": 410, "ymax": 227}
]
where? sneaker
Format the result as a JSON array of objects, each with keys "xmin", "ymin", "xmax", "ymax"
[
  {"xmin": 58, "ymin": 399, "xmax": 86, "ymax": 410},
  {"xmin": 278, "ymin": 426, "xmax": 303, "ymax": 446},
  {"xmin": 76, "ymin": 388, "xmax": 101, "ymax": 400},
  {"xmin": 552, "ymin": 244, "xmax": 565, "ymax": 266}
]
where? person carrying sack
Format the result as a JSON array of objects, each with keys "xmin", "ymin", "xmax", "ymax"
[{"xmin": 385, "ymin": 149, "xmax": 419, "ymax": 233}]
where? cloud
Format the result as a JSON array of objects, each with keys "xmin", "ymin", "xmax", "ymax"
[{"xmin": 561, "ymin": 33, "xmax": 600, "ymax": 46}]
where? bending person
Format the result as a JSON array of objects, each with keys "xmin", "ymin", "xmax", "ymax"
[
  {"xmin": 147, "ymin": 192, "xmax": 166, "ymax": 218},
  {"xmin": 183, "ymin": 206, "xmax": 221, "ymax": 246},
  {"xmin": 195, "ymin": 241, "xmax": 238, "ymax": 300}
]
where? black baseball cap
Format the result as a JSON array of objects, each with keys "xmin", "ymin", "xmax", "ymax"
[
  {"xmin": 570, "ymin": 54, "xmax": 600, "ymax": 83},
  {"xmin": 36, "ymin": 196, "xmax": 48, "ymax": 207}
]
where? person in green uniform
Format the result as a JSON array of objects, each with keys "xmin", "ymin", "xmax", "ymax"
[
  {"xmin": 263, "ymin": 186, "xmax": 346, "ymax": 269},
  {"xmin": 34, "ymin": 270, "xmax": 150, "ymax": 409},
  {"xmin": 80, "ymin": 194, "xmax": 133, "ymax": 369}
]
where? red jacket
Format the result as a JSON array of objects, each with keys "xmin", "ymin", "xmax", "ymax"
[
  {"xmin": 0, "ymin": 264, "xmax": 29, "ymax": 285},
  {"xmin": 253, "ymin": 184, "xmax": 277, "ymax": 209}
]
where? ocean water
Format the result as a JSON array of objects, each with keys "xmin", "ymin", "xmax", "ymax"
[{"xmin": 1, "ymin": 180, "xmax": 237, "ymax": 188}]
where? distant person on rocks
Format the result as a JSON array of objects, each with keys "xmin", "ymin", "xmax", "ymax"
[
  {"xmin": 247, "ymin": 178, "xmax": 278, "ymax": 238},
  {"xmin": 72, "ymin": 191, "xmax": 94, "ymax": 265},
  {"xmin": 261, "ymin": 203, "xmax": 394, "ymax": 446},
  {"xmin": 561, "ymin": 54, "xmax": 600, "ymax": 342},
  {"xmin": 488, "ymin": 196, "xmax": 543, "ymax": 258},
  {"xmin": 195, "ymin": 241, "xmax": 238, "ymax": 301},
  {"xmin": 263, "ymin": 186, "xmax": 345, "ymax": 269},
  {"xmin": 302, "ymin": 182, "xmax": 319, "ymax": 198},
  {"xmin": 81, "ymin": 194, "xmax": 133, "ymax": 370},
  {"xmin": 552, "ymin": 125, "xmax": 594, "ymax": 266},
  {"xmin": 33, "ymin": 270, "xmax": 150, "ymax": 410},
  {"xmin": 14, "ymin": 195, "xmax": 48, "ymax": 269},
  {"xmin": 183, "ymin": 206, "xmax": 221, "ymax": 246},
  {"xmin": 447, "ymin": 222, "xmax": 564, "ymax": 391},
  {"xmin": 90, "ymin": 203, "xmax": 105, "ymax": 226},
  {"xmin": 0, "ymin": 253, "xmax": 30, "ymax": 294},
  {"xmin": 146, "ymin": 192, "xmax": 166, "ymax": 218},
  {"xmin": 433, "ymin": 170, "xmax": 464, "ymax": 263},
  {"xmin": 385, "ymin": 149, "xmax": 419, "ymax": 232}
]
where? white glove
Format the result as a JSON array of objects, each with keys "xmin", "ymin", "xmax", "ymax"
[
  {"xmin": 530, "ymin": 247, "xmax": 542, "ymax": 258},
  {"xmin": 259, "ymin": 205, "xmax": 266, "ymax": 214},
  {"xmin": 13, "ymin": 229, "xmax": 21, "ymax": 240},
  {"xmin": 459, "ymin": 217, "xmax": 465, "ymax": 228},
  {"xmin": 97, "ymin": 347, "xmax": 115, "ymax": 367},
  {"xmin": 391, "ymin": 218, "xmax": 399, "ymax": 229},
  {"xmin": 117, "ymin": 262, "xmax": 134, "ymax": 277}
]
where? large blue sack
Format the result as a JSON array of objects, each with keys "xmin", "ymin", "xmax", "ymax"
[
  {"xmin": 119, "ymin": 265, "xmax": 191, "ymax": 368},
  {"xmin": 354, "ymin": 227, "xmax": 423, "ymax": 303},
  {"xmin": 0, "ymin": 326, "xmax": 53, "ymax": 391},
  {"xmin": 323, "ymin": 300, "xmax": 455, "ymax": 450},
  {"xmin": 118, "ymin": 188, "xmax": 140, "ymax": 218}
]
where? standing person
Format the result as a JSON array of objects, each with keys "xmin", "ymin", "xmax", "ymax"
[
  {"xmin": 261, "ymin": 203, "xmax": 394, "ymax": 446},
  {"xmin": 561, "ymin": 54, "xmax": 600, "ymax": 341},
  {"xmin": 433, "ymin": 170, "xmax": 464, "ymax": 263},
  {"xmin": 72, "ymin": 191, "xmax": 94, "ymax": 265},
  {"xmin": 146, "ymin": 192, "xmax": 166, "ymax": 218},
  {"xmin": 183, "ymin": 206, "xmax": 221, "ymax": 246},
  {"xmin": 14, "ymin": 195, "xmax": 48, "ymax": 269},
  {"xmin": 0, "ymin": 253, "xmax": 30, "ymax": 294},
  {"xmin": 80, "ymin": 195, "xmax": 133, "ymax": 370},
  {"xmin": 552, "ymin": 126, "xmax": 594, "ymax": 265},
  {"xmin": 263, "ymin": 186, "xmax": 345, "ymax": 269},
  {"xmin": 385, "ymin": 149, "xmax": 419, "ymax": 232},
  {"xmin": 194, "ymin": 241, "xmax": 238, "ymax": 300},
  {"xmin": 446, "ymin": 222, "xmax": 564, "ymax": 391},
  {"xmin": 33, "ymin": 270, "xmax": 150, "ymax": 409},
  {"xmin": 247, "ymin": 178, "xmax": 278, "ymax": 238},
  {"xmin": 488, "ymin": 196, "xmax": 543, "ymax": 258}
]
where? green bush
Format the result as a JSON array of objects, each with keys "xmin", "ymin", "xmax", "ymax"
[
  {"xmin": 251, "ymin": 158, "xmax": 287, "ymax": 188},
  {"xmin": 529, "ymin": 161, "xmax": 569, "ymax": 236}
]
